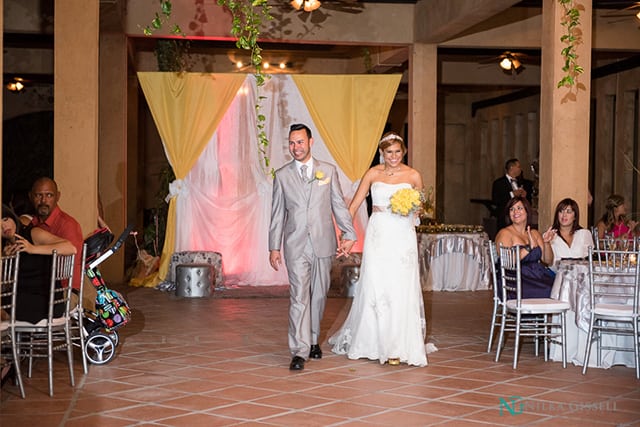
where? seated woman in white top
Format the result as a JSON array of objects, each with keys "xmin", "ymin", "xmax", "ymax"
[{"xmin": 550, "ymin": 198, "xmax": 594, "ymax": 261}]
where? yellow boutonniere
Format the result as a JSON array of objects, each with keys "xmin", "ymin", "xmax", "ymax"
[{"xmin": 313, "ymin": 170, "xmax": 331, "ymax": 185}]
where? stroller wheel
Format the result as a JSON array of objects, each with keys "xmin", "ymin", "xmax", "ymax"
[
  {"xmin": 108, "ymin": 330, "xmax": 119, "ymax": 347},
  {"xmin": 85, "ymin": 333, "xmax": 116, "ymax": 365}
]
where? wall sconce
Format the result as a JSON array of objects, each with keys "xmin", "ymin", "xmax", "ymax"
[
  {"xmin": 291, "ymin": 0, "xmax": 321, "ymax": 12},
  {"xmin": 6, "ymin": 78, "xmax": 25, "ymax": 92}
]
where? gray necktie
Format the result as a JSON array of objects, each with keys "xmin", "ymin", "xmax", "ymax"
[{"xmin": 300, "ymin": 164, "xmax": 308, "ymax": 182}]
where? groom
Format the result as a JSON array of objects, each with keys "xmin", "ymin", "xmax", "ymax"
[{"xmin": 269, "ymin": 123, "xmax": 356, "ymax": 371}]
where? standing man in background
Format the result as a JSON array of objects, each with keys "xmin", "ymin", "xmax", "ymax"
[{"xmin": 492, "ymin": 158, "xmax": 529, "ymax": 230}]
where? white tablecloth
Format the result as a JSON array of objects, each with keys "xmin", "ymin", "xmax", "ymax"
[
  {"xmin": 549, "ymin": 260, "xmax": 637, "ymax": 368},
  {"xmin": 418, "ymin": 232, "xmax": 490, "ymax": 291}
]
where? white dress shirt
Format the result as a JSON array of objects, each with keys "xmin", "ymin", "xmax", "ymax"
[
  {"xmin": 296, "ymin": 159, "xmax": 313, "ymax": 180},
  {"xmin": 507, "ymin": 174, "xmax": 518, "ymax": 198}
]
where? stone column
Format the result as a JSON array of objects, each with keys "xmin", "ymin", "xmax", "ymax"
[
  {"xmin": 98, "ymin": 30, "xmax": 129, "ymax": 282},
  {"xmin": 54, "ymin": 0, "xmax": 99, "ymax": 235},
  {"xmin": 1, "ymin": 0, "xmax": 3, "ymax": 209},
  {"xmin": 539, "ymin": 0, "xmax": 592, "ymax": 230},
  {"xmin": 409, "ymin": 43, "xmax": 437, "ymax": 208}
]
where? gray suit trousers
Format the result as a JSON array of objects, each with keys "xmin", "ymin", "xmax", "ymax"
[{"xmin": 286, "ymin": 238, "xmax": 333, "ymax": 359}]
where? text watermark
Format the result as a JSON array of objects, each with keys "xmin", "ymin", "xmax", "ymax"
[{"xmin": 499, "ymin": 396, "xmax": 618, "ymax": 416}]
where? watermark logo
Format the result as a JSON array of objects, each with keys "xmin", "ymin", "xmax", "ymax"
[
  {"xmin": 499, "ymin": 396, "xmax": 524, "ymax": 416},
  {"xmin": 498, "ymin": 396, "xmax": 617, "ymax": 416}
]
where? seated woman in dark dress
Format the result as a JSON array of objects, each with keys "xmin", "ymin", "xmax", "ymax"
[
  {"xmin": 495, "ymin": 196, "xmax": 556, "ymax": 299},
  {"xmin": 1, "ymin": 204, "xmax": 76, "ymax": 324}
]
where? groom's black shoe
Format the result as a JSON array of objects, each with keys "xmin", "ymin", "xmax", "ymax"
[
  {"xmin": 309, "ymin": 345, "xmax": 322, "ymax": 359},
  {"xmin": 289, "ymin": 356, "xmax": 305, "ymax": 371}
]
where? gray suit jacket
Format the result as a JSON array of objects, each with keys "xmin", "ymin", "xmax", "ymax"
[{"xmin": 269, "ymin": 158, "xmax": 356, "ymax": 259}]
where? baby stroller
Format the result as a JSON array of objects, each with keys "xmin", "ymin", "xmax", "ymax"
[{"xmin": 77, "ymin": 225, "xmax": 133, "ymax": 365}]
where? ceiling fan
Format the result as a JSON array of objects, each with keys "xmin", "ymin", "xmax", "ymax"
[
  {"xmin": 284, "ymin": 0, "xmax": 365, "ymax": 14},
  {"xmin": 478, "ymin": 51, "xmax": 528, "ymax": 76},
  {"xmin": 601, "ymin": 1, "xmax": 640, "ymax": 21}
]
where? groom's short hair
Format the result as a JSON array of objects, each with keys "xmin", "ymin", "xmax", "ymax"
[{"xmin": 290, "ymin": 123, "xmax": 312, "ymax": 139}]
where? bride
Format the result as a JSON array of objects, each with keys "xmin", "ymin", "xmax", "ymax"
[{"xmin": 328, "ymin": 131, "xmax": 428, "ymax": 367}]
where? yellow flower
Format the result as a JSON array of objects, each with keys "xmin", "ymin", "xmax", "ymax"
[
  {"xmin": 315, "ymin": 171, "xmax": 325, "ymax": 181},
  {"xmin": 389, "ymin": 188, "xmax": 423, "ymax": 216}
]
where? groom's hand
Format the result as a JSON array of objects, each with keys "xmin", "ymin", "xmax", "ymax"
[
  {"xmin": 269, "ymin": 250, "xmax": 282, "ymax": 271},
  {"xmin": 336, "ymin": 239, "xmax": 355, "ymax": 258}
]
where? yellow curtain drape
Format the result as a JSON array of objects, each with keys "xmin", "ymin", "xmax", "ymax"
[
  {"xmin": 292, "ymin": 74, "xmax": 402, "ymax": 182},
  {"xmin": 137, "ymin": 72, "xmax": 246, "ymax": 285}
]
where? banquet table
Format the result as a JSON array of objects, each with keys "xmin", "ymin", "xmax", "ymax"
[
  {"xmin": 549, "ymin": 259, "xmax": 637, "ymax": 368},
  {"xmin": 417, "ymin": 229, "xmax": 491, "ymax": 291}
]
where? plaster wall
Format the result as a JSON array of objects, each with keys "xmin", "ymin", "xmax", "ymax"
[{"xmin": 125, "ymin": 0, "xmax": 415, "ymax": 44}]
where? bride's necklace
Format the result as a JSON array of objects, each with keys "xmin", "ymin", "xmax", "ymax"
[{"xmin": 383, "ymin": 166, "xmax": 400, "ymax": 176}]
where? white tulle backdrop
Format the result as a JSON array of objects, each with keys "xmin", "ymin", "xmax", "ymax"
[{"xmin": 172, "ymin": 75, "xmax": 368, "ymax": 286}]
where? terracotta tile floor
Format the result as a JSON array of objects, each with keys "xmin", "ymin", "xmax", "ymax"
[{"xmin": 2, "ymin": 285, "xmax": 639, "ymax": 426}]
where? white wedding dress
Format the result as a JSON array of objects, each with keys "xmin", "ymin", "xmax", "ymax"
[{"xmin": 329, "ymin": 182, "xmax": 428, "ymax": 366}]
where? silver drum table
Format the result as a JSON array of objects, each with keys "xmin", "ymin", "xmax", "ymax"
[{"xmin": 175, "ymin": 264, "xmax": 215, "ymax": 297}]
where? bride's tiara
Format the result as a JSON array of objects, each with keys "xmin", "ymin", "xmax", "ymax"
[{"xmin": 379, "ymin": 133, "xmax": 403, "ymax": 146}]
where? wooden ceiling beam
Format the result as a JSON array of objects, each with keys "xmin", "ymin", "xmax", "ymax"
[{"xmin": 414, "ymin": 0, "xmax": 522, "ymax": 43}]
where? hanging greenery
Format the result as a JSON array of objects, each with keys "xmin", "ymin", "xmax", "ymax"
[
  {"xmin": 557, "ymin": 0, "xmax": 584, "ymax": 89},
  {"xmin": 142, "ymin": 0, "xmax": 184, "ymax": 36},
  {"xmin": 217, "ymin": 0, "xmax": 274, "ymax": 176},
  {"xmin": 155, "ymin": 39, "xmax": 191, "ymax": 72},
  {"xmin": 143, "ymin": 0, "xmax": 274, "ymax": 176}
]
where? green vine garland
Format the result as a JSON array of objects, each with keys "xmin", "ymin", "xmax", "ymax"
[
  {"xmin": 142, "ymin": 0, "xmax": 184, "ymax": 36},
  {"xmin": 218, "ymin": 0, "xmax": 274, "ymax": 176},
  {"xmin": 557, "ymin": 0, "xmax": 584, "ymax": 89},
  {"xmin": 143, "ymin": 0, "xmax": 274, "ymax": 176}
]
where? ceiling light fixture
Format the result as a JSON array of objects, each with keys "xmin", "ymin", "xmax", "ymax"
[
  {"xmin": 499, "ymin": 57, "xmax": 512, "ymax": 71},
  {"xmin": 6, "ymin": 78, "xmax": 25, "ymax": 92},
  {"xmin": 291, "ymin": 0, "xmax": 321, "ymax": 12},
  {"xmin": 498, "ymin": 53, "xmax": 524, "ymax": 75}
]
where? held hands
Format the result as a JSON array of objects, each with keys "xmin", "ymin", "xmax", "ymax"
[
  {"xmin": 3, "ymin": 234, "xmax": 32, "ymax": 256},
  {"xmin": 337, "ymin": 239, "xmax": 356, "ymax": 258},
  {"xmin": 13, "ymin": 234, "xmax": 32, "ymax": 254},
  {"xmin": 2, "ymin": 243, "xmax": 18, "ymax": 256}
]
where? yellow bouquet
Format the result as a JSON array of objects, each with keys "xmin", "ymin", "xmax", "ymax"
[{"xmin": 389, "ymin": 188, "xmax": 424, "ymax": 216}]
